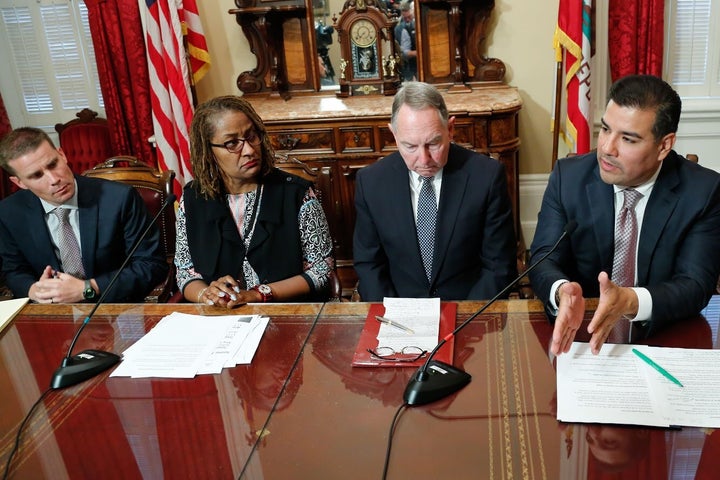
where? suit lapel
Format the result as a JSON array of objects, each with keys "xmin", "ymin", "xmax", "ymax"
[
  {"xmin": 637, "ymin": 158, "xmax": 679, "ymax": 284},
  {"xmin": 77, "ymin": 177, "xmax": 98, "ymax": 276},
  {"xmin": 586, "ymin": 173, "xmax": 615, "ymax": 272},
  {"xmin": 26, "ymin": 194, "xmax": 61, "ymax": 269},
  {"xmin": 433, "ymin": 158, "xmax": 467, "ymax": 283},
  {"xmin": 387, "ymin": 157, "xmax": 426, "ymax": 280}
]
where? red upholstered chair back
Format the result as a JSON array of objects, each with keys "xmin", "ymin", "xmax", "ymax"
[
  {"xmin": 55, "ymin": 108, "xmax": 113, "ymax": 174},
  {"xmin": 83, "ymin": 156, "xmax": 177, "ymax": 302}
]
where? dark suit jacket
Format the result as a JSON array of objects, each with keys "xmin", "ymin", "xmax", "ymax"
[
  {"xmin": 529, "ymin": 150, "xmax": 720, "ymax": 335},
  {"xmin": 353, "ymin": 144, "xmax": 517, "ymax": 301},
  {"xmin": 0, "ymin": 175, "xmax": 168, "ymax": 302}
]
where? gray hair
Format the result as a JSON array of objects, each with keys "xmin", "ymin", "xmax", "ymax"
[{"xmin": 390, "ymin": 81, "xmax": 449, "ymax": 131}]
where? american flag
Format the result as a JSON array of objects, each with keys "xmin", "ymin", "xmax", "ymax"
[
  {"xmin": 554, "ymin": 0, "xmax": 592, "ymax": 155},
  {"xmin": 141, "ymin": 0, "xmax": 210, "ymax": 197},
  {"xmin": 180, "ymin": 0, "xmax": 210, "ymax": 84}
]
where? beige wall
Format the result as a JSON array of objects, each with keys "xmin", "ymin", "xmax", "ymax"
[{"xmin": 194, "ymin": 0, "xmax": 560, "ymax": 175}]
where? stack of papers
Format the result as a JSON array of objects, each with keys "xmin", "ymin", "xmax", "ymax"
[
  {"xmin": 557, "ymin": 342, "xmax": 720, "ymax": 428},
  {"xmin": 111, "ymin": 312, "xmax": 268, "ymax": 378},
  {"xmin": 0, "ymin": 297, "xmax": 29, "ymax": 334},
  {"xmin": 378, "ymin": 297, "xmax": 440, "ymax": 352}
]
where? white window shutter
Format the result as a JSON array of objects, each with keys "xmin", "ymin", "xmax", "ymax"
[{"xmin": 0, "ymin": 0, "xmax": 104, "ymax": 128}]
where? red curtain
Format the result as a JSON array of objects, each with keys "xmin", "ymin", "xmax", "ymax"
[
  {"xmin": 608, "ymin": 0, "xmax": 664, "ymax": 81},
  {"xmin": 84, "ymin": 0, "xmax": 157, "ymax": 167},
  {"xmin": 0, "ymin": 92, "xmax": 15, "ymax": 199},
  {"xmin": 0, "ymin": 93, "xmax": 10, "ymax": 139}
]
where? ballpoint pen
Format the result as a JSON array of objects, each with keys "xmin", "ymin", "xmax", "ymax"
[
  {"xmin": 375, "ymin": 315, "xmax": 415, "ymax": 334},
  {"xmin": 632, "ymin": 348, "xmax": 684, "ymax": 387}
]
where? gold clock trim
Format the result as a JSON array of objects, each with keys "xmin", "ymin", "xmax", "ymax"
[{"xmin": 350, "ymin": 19, "xmax": 377, "ymax": 48}]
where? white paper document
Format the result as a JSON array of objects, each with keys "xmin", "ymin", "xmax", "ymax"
[
  {"xmin": 0, "ymin": 297, "xmax": 29, "ymax": 334},
  {"xmin": 557, "ymin": 342, "xmax": 720, "ymax": 428},
  {"xmin": 111, "ymin": 312, "xmax": 268, "ymax": 378},
  {"xmin": 378, "ymin": 297, "xmax": 440, "ymax": 352}
]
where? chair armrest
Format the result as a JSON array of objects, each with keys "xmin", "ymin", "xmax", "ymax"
[{"xmin": 167, "ymin": 289, "xmax": 186, "ymax": 303}]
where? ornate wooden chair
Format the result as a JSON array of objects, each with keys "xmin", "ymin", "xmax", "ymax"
[
  {"xmin": 55, "ymin": 108, "xmax": 113, "ymax": 174},
  {"xmin": 83, "ymin": 156, "xmax": 177, "ymax": 302},
  {"xmin": 0, "ymin": 268, "xmax": 12, "ymax": 300},
  {"xmin": 274, "ymin": 154, "xmax": 343, "ymax": 301}
]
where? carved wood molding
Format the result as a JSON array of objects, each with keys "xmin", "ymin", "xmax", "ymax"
[
  {"xmin": 418, "ymin": 0, "xmax": 505, "ymax": 86},
  {"xmin": 230, "ymin": 3, "xmax": 308, "ymax": 99}
]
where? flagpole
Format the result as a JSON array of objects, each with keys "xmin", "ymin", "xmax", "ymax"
[
  {"xmin": 182, "ymin": 29, "xmax": 199, "ymax": 108},
  {"xmin": 552, "ymin": 59, "xmax": 563, "ymax": 168}
]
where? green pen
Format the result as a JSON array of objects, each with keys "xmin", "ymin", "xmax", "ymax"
[{"xmin": 631, "ymin": 348, "xmax": 684, "ymax": 387}]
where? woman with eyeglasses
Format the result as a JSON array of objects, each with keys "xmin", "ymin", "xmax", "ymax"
[{"xmin": 175, "ymin": 95, "xmax": 335, "ymax": 307}]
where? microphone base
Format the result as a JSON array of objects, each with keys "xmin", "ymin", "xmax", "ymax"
[
  {"xmin": 403, "ymin": 360, "xmax": 472, "ymax": 406},
  {"xmin": 50, "ymin": 350, "xmax": 121, "ymax": 390}
]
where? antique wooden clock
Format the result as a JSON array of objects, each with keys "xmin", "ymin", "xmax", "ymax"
[{"xmin": 333, "ymin": 0, "xmax": 399, "ymax": 97}]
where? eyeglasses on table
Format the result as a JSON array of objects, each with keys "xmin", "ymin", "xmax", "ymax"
[{"xmin": 366, "ymin": 346, "xmax": 428, "ymax": 362}]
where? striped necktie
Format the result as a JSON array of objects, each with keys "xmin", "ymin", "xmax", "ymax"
[
  {"xmin": 417, "ymin": 176, "xmax": 437, "ymax": 281},
  {"xmin": 611, "ymin": 188, "xmax": 643, "ymax": 287},
  {"xmin": 52, "ymin": 207, "xmax": 85, "ymax": 278}
]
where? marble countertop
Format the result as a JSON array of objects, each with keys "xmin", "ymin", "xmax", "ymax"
[{"xmin": 246, "ymin": 84, "xmax": 522, "ymax": 122}]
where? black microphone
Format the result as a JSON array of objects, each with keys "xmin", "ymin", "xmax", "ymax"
[
  {"xmin": 50, "ymin": 193, "xmax": 176, "ymax": 390},
  {"xmin": 403, "ymin": 220, "xmax": 578, "ymax": 405}
]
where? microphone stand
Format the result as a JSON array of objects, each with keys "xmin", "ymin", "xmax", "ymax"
[
  {"xmin": 403, "ymin": 221, "xmax": 577, "ymax": 405},
  {"xmin": 50, "ymin": 194, "xmax": 176, "ymax": 389}
]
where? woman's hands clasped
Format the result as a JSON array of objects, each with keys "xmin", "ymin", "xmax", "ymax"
[{"xmin": 198, "ymin": 275, "xmax": 258, "ymax": 308}]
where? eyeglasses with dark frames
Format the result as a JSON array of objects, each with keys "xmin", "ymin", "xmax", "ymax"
[
  {"xmin": 366, "ymin": 346, "xmax": 427, "ymax": 363},
  {"xmin": 209, "ymin": 131, "xmax": 262, "ymax": 153}
]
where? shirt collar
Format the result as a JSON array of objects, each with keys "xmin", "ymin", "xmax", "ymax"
[
  {"xmin": 409, "ymin": 168, "xmax": 444, "ymax": 186},
  {"xmin": 612, "ymin": 161, "xmax": 662, "ymax": 197},
  {"xmin": 41, "ymin": 180, "xmax": 80, "ymax": 214}
]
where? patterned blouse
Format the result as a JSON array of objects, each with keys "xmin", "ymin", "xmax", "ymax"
[{"xmin": 175, "ymin": 185, "xmax": 335, "ymax": 293}]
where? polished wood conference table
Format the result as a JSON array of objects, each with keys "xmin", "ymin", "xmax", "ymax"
[{"xmin": 1, "ymin": 298, "xmax": 719, "ymax": 479}]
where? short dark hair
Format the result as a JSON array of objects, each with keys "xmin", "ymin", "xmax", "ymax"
[
  {"xmin": 390, "ymin": 81, "xmax": 449, "ymax": 130},
  {"xmin": 0, "ymin": 127, "xmax": 56, "ymax": 175},
  {"xmin": 608, "ymin": 74, "xmax": 682, "ymax": 140},
  {"xmin": 189, "ymin": 95, "xmax": 275, "ymax": 199}
]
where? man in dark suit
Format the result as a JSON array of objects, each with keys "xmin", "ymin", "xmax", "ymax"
[
  {"xmin": 353, "ymin": 81, "xmax": 517, "ymax": 301},
  {"xmin": 0, "ymin": 127, "xmax": 167, "ymax": 303},
  {"xmin": 530, "ymin": 75, "xmax": 720, "ymax": 356}
]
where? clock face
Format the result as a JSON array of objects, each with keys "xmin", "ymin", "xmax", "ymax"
[{"xmin": 350, "ymin": 19, "xmax": 377, "ymax": 48}]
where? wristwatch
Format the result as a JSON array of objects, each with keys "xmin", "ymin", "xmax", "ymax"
[
  {"xmin": 83, "ymin": 279, "xmax": 97, "ymax": 301},
  {"xmin": 252, "ymin": 284, "xmax": 273, "ymax": 302},
  {"xmin": 555, "ymin": 280, "xmax": 569, "ymax": 307}
]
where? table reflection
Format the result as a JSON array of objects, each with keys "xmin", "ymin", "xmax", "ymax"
[
  {"xmin": 552, "ymin": 298, "xmax": 720, "ymax": 479},
  {"xmin": 3, "ymin": 299, "xmax": 720, "ymax": 479}
]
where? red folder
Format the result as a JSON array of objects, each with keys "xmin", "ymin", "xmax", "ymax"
[{"xmin": 351, "ymin": 302, "xmax": 457, "ymax": 367}]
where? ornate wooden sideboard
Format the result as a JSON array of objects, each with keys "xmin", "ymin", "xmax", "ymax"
[
  {"xmin": 247, "ymin": 86, "xmax": 522, "ymax": 294},
  {"xmin": 231, "ymin": 0, "xmax": 522, "ymax": 295}
]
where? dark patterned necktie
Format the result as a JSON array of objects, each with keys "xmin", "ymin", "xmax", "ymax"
[
  {"xmin": 417, "ymin": 176, "xmax": 437, "ymax": 281},
  {"xmin": 53, "ymin": 208, "xmax": 85, "ymax": 278},
  {"xmin": 611, "ymin": 189, "xmax": 643, "ymax": 287}
]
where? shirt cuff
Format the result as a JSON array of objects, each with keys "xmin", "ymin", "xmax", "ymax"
[
  {"xmin": 549, "ymin": 279, "xmax": 569, "ymax": 312},
  {"xmin": 627, "ymin": 287, "xmax": 652, "ymax": 322}
]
